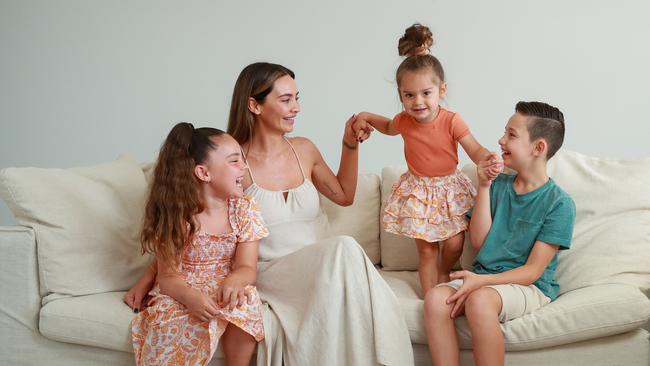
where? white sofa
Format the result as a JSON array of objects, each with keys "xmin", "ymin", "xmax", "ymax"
[{"xmin": 1, "ymin": 150, "xmax": 649, "ymax": 366}]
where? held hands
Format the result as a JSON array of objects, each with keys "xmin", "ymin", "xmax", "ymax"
[
  {"xmin": 349, "ymin": 112, "xmax": 374, "ymax": 143},
  {"xmin": 477, "ymin": 152, "xmax": 504, "ymax": 187},
  {"xmin": 445, "ymin": 270, "xmax": 485, "ymax": 318}
]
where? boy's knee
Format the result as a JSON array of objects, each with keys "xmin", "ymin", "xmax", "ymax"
[
  {"xmin": 465, "ymin": 288, "xmax": 500, "ymax": 320},
  {"xmin": 424, "ymin": 286, "xmax": 453, "ymax": 319}
]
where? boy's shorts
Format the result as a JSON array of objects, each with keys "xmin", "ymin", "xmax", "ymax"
[{"xmin": 438, "ymin": 279, "xmax": 551, "ymax": 322}]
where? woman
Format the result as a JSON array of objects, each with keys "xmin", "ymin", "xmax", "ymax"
[{"xmin": 126, "ymin": 62, "xmax": 413, "ymax": 366}]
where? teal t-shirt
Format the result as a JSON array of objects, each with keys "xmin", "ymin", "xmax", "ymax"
[{"xmin": 467, "ymin": 173, "xmax": 576, "ymax": 300}]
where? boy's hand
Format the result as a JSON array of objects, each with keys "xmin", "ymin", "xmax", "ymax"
[
  {"xmin": 446, "ymin": 270, "xmax": 486, "ymax": 318},
  {"xmin": 217, "ymin": 276, "xmax": 253, "ymax": 310},
  {"xmin": 477, "ymin": 152, "xmax": 503, "ymax": 187},
  {"xmin": 186, "ymin": 290, "xmax": 219, "ymax": 322}
]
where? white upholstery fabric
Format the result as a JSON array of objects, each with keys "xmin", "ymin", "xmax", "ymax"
[
  {"xmin": 0, "ymin": 156, "xmax": 150, "ymax": 297},
  {"xmin": 546, "ymin": 150, "xmax": 650, "ymax": 294},
  {"xmin": 379, "ymin": 166, "xmax": 419, "ymax": 270},
  {"xmin": 320, "ymin": 174, "xmax": 382, "ymax": 264}
]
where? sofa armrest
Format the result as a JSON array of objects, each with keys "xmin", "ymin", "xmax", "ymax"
[{"xmin": 0, "ymin": 226, "xmax": 41, "ymax": 331}]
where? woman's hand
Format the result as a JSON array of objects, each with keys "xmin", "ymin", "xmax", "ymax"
[
  {"xmin": 445, "ymin": 270, "xmax": 486, "ymax": 318},
  {"xmin": 185, "ymin": 289, "xmax": 220, "ymax": 322},
  {"xmin": 350, "ymin": 112, "xmax": 374, "ymax": 143},
  {"xmin": 217, "ymin": 275, "xmax": 253, "ymax": 310}
]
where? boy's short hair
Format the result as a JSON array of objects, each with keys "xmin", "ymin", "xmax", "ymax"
[{"xmin": 515, "ymin": 101, "xmax": 565, "ymax": 159}]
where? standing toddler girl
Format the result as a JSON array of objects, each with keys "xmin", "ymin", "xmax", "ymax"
[{"xmin": 354, "ymin": 24, "xmax": 498, "ymax": 294}]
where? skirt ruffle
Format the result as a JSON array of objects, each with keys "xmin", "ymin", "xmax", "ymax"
[{"xmin": 382, "ymin": 170, "xmax": 476, "ymax": 242}]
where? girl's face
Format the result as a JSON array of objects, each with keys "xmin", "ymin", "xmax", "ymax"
[
  {"xmin": 252, "ymin": 75, "xmax": 300, "ymax": 134},
  {"xmin": 398, "ymin": 70, "xmax": 446, "ymax": 123},
  {"xmin": 197, "ymin": 134, "xmax": 248, "ymax": 199}
]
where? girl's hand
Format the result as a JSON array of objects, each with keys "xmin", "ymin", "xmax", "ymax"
[
  {"xmin": 446, "ymin": 270, "xmax": 485, "ymax": 318},
  {"xmin": 186, "ymin": 290, "xmax": 219, "ymax": 322},
  {"xmin": 217, "ymin": 276, "xmax": 253, "ymax": 310},
  {"xmin": 477, "ymin": 153, "xmax": 503, "ymax": 187},
  {"xmin": 124, "ymin": 284, "xmax": 152, "ymax": 312}
]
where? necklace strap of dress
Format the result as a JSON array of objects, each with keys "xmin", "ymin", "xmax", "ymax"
[{"xmin": 283, "ymin": 137, "xmax": 307, "ymax": 180}]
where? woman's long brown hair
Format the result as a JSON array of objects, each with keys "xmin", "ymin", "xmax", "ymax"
[
  {"xmin": 140, "ymin": 122, "xmax": 225, "ymax": 267},
  {"xmin": 226, "ymin": 62, "xmax": 295, "ymax": 145}
]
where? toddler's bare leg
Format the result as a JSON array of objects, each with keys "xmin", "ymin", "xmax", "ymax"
[
  {"xmin": 465, "ymin": 288, "xmax": 504, "ymax": 366},
  {"xmin": 416, "ymin": 239, "xmax": 439, "ymax": 296},
  {"xmin": 424, "ymin": 285, "xmax": 462, "ymax": 366},
  {"xmin": 439, "ymin": 231, "xmax": 464, "ymax": 284},
  {"xmin": 222, "ymin": 323, "xmax": 257, "ymax": 366}
]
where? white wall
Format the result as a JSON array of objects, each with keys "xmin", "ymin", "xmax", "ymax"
[{"xmin": 2, "ymin": 0, "xmax": 649, "ymax": 225}]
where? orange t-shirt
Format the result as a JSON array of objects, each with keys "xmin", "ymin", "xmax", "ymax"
[{"xmin": 393, "ymin": 107, "xmax": 470, "ymax": 177}]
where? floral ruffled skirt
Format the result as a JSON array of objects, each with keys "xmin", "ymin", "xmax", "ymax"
[{"xmin": 382, "ymin": 170, "xmax": 476, "ymax": 242}]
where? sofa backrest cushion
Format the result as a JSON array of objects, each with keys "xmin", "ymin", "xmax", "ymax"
[
  {"xmin": 0, "ymin": 156, "xmax": 150, "ymax": 298},
  {"xmin": 320, "ymin": 174, "xmax": 381, "ymax": 264},
  {"xmin": 547, "ymin": 150, "xmax": 650, "ymax": 294}
]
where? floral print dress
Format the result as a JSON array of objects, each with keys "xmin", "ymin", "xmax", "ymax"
[{"xmin": 131, "ymin": 196, "xmax": 268, "ymax": 366}]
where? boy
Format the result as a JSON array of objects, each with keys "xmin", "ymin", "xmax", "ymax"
[{"xmin": 423, "ymin": 101, "xmax": 576, "ymax": 366}]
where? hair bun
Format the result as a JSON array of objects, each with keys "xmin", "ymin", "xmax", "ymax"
[{"xmin": 398, "ymin": 23, "xmax": 434, "ymax": 57}]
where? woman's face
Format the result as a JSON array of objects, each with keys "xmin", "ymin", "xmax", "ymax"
[{"xmin": 255, "ymin": 75, "xmax": 300, "ymax": 134}]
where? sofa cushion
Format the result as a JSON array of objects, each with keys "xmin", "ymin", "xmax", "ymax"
[
  {"xmin": 39, "ymin": 291, "xmax": 228, "ymax": 358},
  {"xmin": 380, "ymin": 270, "xmax": 650, "ymax": 350},
  {"xmin": 0, "ymin": 156, "xmax": 150, "ymax": 298},
  {"xmin": 546, "ymin": 150, "xmax": 650, "ymax": 294},
  {"xmin": 320, "ymin": 173, "xmax": 381, "ymax": 264}
]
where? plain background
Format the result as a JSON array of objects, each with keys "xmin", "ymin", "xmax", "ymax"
[{"xmin": 2, "ymin": 0, "xmax": 649, "ymax": 225}]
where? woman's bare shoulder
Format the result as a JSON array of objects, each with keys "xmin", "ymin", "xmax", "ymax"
[{"xmin": 288, "ymin": 136, "xmax": 321, "ymax": 156}]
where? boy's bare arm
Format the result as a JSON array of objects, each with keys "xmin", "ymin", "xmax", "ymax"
[
  {"xmin": 469, "ymin": 157, "xmax": 496, "ymax": 249},
  {"xmin": 446, "ymin": 241, "xmax": 559, "ymax": 316},
  {"xmin": 469, "ymin": 241, "xmax": 559, "ymax": 287}
]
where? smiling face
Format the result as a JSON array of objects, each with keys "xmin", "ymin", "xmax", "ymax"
[
  {"xmin": 252, "ymin": 74, "xmax": 300, "ymax": 134},
  {"xmin": 398, "ymin": 70, "xmax": 446, "ymax": 123},
  {"xmin": 498, "ymin": 112, "xmax": 539, "ymax": 171},
  {"xmin": 195, "ymin": 134, "xmax": 247, "ymax": 199}
]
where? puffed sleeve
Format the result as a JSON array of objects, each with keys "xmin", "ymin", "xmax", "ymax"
[{"xmin": 234, "ymin": 195, "xmax": 269, "ymax": 243}]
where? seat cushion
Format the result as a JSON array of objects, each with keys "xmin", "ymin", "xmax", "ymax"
[{"xmin": 380, "ymin": 270, "xmax": 650, "ymax": 350}]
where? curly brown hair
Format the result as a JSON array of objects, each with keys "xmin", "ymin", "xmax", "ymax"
[
  {"xmin": 141, "ymin": 122, "xmax": 225, "ymax": 267},
  {"xmin": 396, "ymin": 23, "xmax": 445, "ymax": 87}
]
